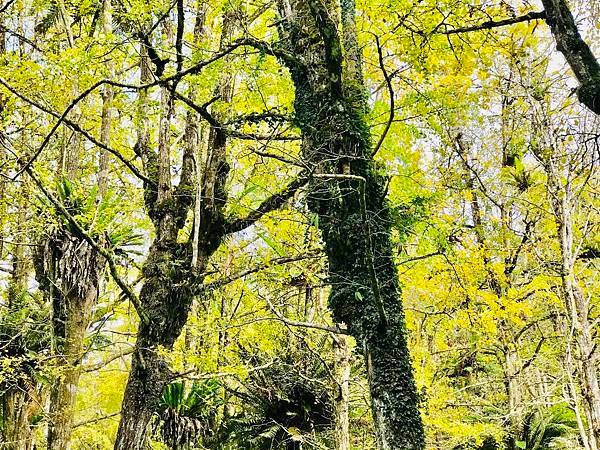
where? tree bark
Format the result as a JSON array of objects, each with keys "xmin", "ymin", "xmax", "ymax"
[
  {"xmin": 274, "ymin": 1, "xmax": 424, "ymax": 448},
  {"xmin": 98, "ymin": 0, "xmax": 114, "ymax": 197},
  {"xmin": 531, "ymin": 105, "xmax": 600, "ymax": 448},
  {"xmin": 540, "ymin": 0, "xmax": 600, "ymax": 115},
  {"xmin": 114, "ymin": 35, "xmax": 197, "ymax": 448},
  {"xmin": 565, "ymin": 331, "xmax": 593, "ymax": 450},
  {"xmin": 551, "ymin": 181, "xmax": 600, "ymax": 449},
  {"xmin": 2, "ymin": 205, "xmax": 39, "ymax": 450},
  {"xmin": 333, "ymin": 335, "xmax": 351, "ymax": 450},
  {"xmin": 36, "ymin": 233, "xmax": 103, "ymax": 450},
  {"xmin": 114, "ymin": 9, "xmax": 234, "ymax": 448}
]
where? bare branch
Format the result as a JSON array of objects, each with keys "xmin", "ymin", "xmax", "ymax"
[
  {"xmin": 201, "ymin": 252, "xmax": 322, "ymax": 292},
  {"xmin": 372, "ymin": 34, "xmax": 395, "ymax": 157},
  {"xmin": 0, "ymin": 78, "xmax": 151, "ymax": 184},
  {"xmin": 228, "ymin": 315, "xmax": 348, "ymax": 335},
  {"xmin": 440, "ymin": 11, "xmax": 546, "ymax": 35},
  {"xmin": 83, "ymin": 348, "xmax": 135, "ymax": 373},
  {"xmin": 74, "ymin": 412, "xmax": 120, "ymax": 429},
  {"xmin": 223, "ymin": 173, "xmax": 308, "ymax": 235},
  {"xmin": 174, "ymin": 91, "xmax": 299, "ymax": 141}
]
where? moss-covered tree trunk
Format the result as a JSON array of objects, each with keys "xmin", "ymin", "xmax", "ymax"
[
  {"xmin": 35, "ymin": 93, "xmax": 105, "ymax": 450},
  {"xmin": 113, "ymin": 253, "xmax": 197, "ymax": 449},
  {"xmin": 35, "ymin": 232, "xmax": 103, "ymax": 450},
  {"xmin": 115, "ymin": 10, "xmax": 233, "ymax": 448},
  {"xmin": 333, "ymin": 335, "xmax": 350, "ymax": 450},
  {"xmin": 0, "ymin": 22, "xmax": 40, "ymax": 450},
  {"xmin": 1, "ymin": 390, "xmax": 36, "ymax": 450},
  {"xmin": 274, "ymin": 1, "xmax": 424, "ymax": 448},
  {"xmin": 113, "ymin": 36, "xmax": 200, "ymax": 448}
]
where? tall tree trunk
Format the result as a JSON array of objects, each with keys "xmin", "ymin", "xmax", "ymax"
[
  {"xmin": 36, "ymin": 233, "xmax": 104, "ymax": 450},
  {"xmin": 274, "ymin": 1, "xmax": 424, "ymax": 448},
  {"xmin": 1, "ymin": 20, "xmax": 41, "ymax": 443},
  {"xmin": 114, "ymin": 9, "xmax": 233, "ymax": 448},
  {"xmin": 333, "ymin": 335, "xmax": 351, "ymax": 450},
  {"xmin": 565, "ymin": 330, "xmax": 593, "ymax": 450},
  {"xmin": 540, "ymin": 0, "xmax": 600, "ymax": 115},
  {"xmin": 114, "ymin": 4, "xmax": 302, "ymax": 446},
  {"xmin": 37, "ymin": 6, "xmax": 106, "ymax": 440},
  {"xmin": 114, "ymin": 35, "xmax": 191, "ymax": 449},
  {"xmin": 455, "ymin": 134, "xmax": 526, "ymax": 449},
  {"xmin": 98, "ymin": 0, "xmax": 114, "ymax": 197},
  {"xmin": 551, "ymin": 180, "xmax": 600, "ymax": 449},
  {"xmin": 2, "ymin": 203, "xmax": 38, "ymax": 450},
  {"xmin": 531, "ymin": 105, "xmax": 600, "ymax": 448}
]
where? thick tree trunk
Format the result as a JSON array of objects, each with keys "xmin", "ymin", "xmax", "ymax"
[
  {"xmin": 36, "ymin": 233, "xmax": 103, "ymax": 450},
  {"xmin": 114, "ymin": 244, "xmax": 197, "ymax": 449},
  {"xmin": 47, "ymin": 301, "xmax": 93, "ymax": 450},
  {"xmin": 274, "ymin": 1, "xmax": 424, "ymax": 447},
  {"xmin": 541, "ymin": 0, "xmax": 600, "ymax": 115},
  {"xmin": 1, "ymin": 389, "xmax": 36, "ymax": 450},
  {"xmin": 115, "ymin": 9, "xmax": 231, "ymax": 448}
]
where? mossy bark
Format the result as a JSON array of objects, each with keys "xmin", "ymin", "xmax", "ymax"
[
  {"xmin": 114, "ymin": 10, "xmax": 232, "ymax": 448},
  {"xmin": 2, "ymin": 220, "xmax": 39, "ymax": 450},
  {"xmin": 114, "ymin": 244, "xmax": 197, "ymax": 450},
  {"xmin": 1, "ymin": 390, "xmax": 36, "ymax": 450},
  {"xmin": 276, "ymin": 1, "xmax": 424, "ymax": 447},
  {"xmin": 35, "ymin": 232, "xmax": 103, "ymax": 450},
  {"xmin": 333, "ymin": 335, "xmax": 350, "ymax": 450}
]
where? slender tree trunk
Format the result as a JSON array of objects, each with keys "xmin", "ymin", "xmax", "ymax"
[
  {"xmin": 455, "ymin": 133, "xmax": 529, "ymax": 448},
  {"xmin": 503, "ymin": 346, "xmax": 523, "ymax": 450},
  {"xmin": 553, "ymin": 185, "xmax": 600, "ymax": 449},
  {"xmin": 1, "ymin": 21, "xmax": 40, "ymax": 440},
  {"xmin": 565, "ymin": 333, "xmax": 593, "ymax": 450},
  {"xmin": 532, "ymin": 112, "xmax": 600, "ymax": 448},
  {"xmin": 2, "ymin": 204, "xmax": 38, "ymax": 450},
  {"xmin": 98, "ymin": 0, "xmax": 114, "ymax": 197},
  {"xmin": 333, "ymin": 335, "xmax": 351, "ymax": 450}
]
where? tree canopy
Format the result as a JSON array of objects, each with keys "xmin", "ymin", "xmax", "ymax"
[{"xmin": 0, "ymin": 0, "xmax": 598, "ymax": 449}]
